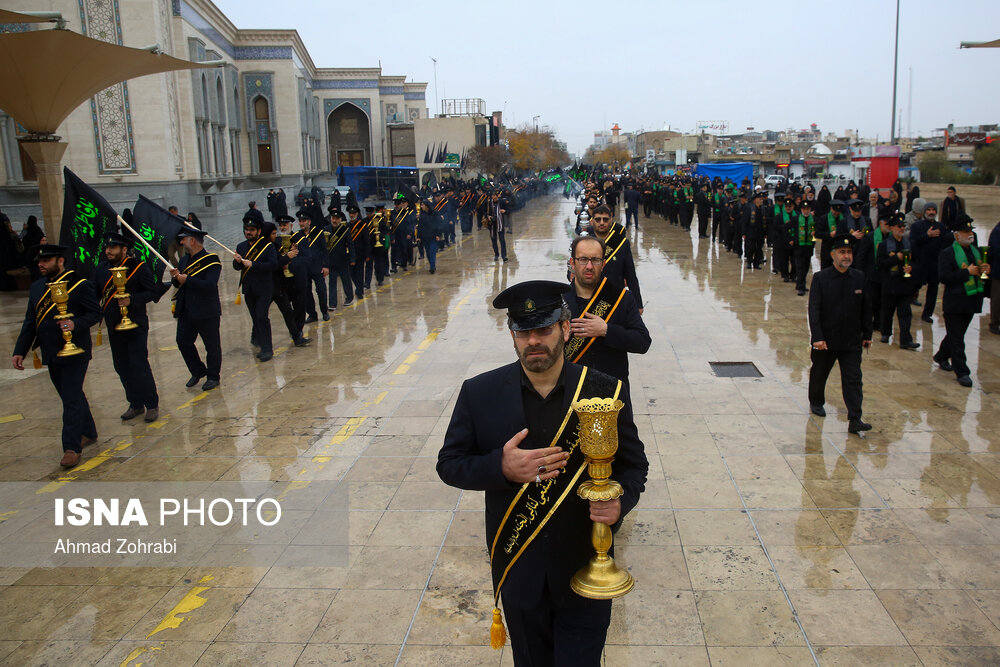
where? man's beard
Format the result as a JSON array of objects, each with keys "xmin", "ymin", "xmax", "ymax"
[{"xmin": 515, "ymin": 334, "xmax": 565, "ymax": 373}]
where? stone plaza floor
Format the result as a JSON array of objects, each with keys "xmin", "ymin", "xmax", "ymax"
[{"xmin": 1, "ymin": 194, "xmax": 1000, "ymax": 666}]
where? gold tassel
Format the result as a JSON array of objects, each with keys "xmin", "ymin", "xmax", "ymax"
[
  {"xmin": 235, "ymin": 293, "xmax": 242, "ymax": 305},
  {"xmin": 489, "ymin": 607, "xmax": 506, "ymax": 649},
  {"xmin": 95, "ymin": 325, "xmax": 103, "ymax": 347},
  {"xmin": 32, "ymin": 350, "xmax": 41, "ymax": 369}
]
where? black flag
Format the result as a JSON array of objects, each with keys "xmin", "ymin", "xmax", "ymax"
[
  {"xmin": 130, "ymin": 195, "xmax": 184, "ymax": 282},
  {"xmin": 58, "ymin": 167, "xmax": 118, "ymax": 278}
]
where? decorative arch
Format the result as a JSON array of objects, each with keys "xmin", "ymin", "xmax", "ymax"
[{"xmin": 325, "ymin": 99, "xmax": 371, "ymax": 168}]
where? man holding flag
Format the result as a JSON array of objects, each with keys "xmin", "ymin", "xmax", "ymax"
[
  {"xmin": 233, "ymin": 218, "xmax": 277, "ymax": 362},
  {"xmin": 171, "ymin": 227, "xmax": 222, "ymax": 390}
]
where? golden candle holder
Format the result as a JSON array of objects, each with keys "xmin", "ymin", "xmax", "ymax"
[
  {"xmin": 109, "ymin": 266, "xmax": 138, "ymax": 331},
  {"xmin": 372, "ymin": 214, "xmax": 384, "ymax": 248},
  {"xmin": 980, "ymin": 247, "xmax": 990, "ymax": 278},
  {"xmin": 279, "ymin": 235, "xmax": 294, "ymax": 277},
  {"xmin": 902, "ymin": 249, "xmax": 912, "ymax": 278},
  {"xmin": 569, "ymin": 397, "xmax": 635, "ymax": 600},
  {"xmin": 50, "ymin": 280, "xmax": 84, "ymax": 358}
]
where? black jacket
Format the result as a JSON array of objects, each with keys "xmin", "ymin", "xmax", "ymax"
[
  {"xmin": 13, "ymin": 270, "xmax": 101, "ymax": 366},
  {"xmin": 437, "ymin": 361, "xmax": 647, "ymax": 608},
  {"xmin": 233, "ymin": 237, "xmax": 277, "ymax": 296},
  {"xmin": 939, "ymin": 244, "xmax": 986, "ymax": 314},
  {"xmin": 808, "ymin": 266, "xmax": 872, "ymax": 349},
  {"xmin": 877, "ymin": 235, "xmax": 914, "ymax": 295},
  {"xmin": 563, "ymin": 282, "xmax": 651, "ymax": 382},
  {"xmin": 909, "ymin": 219, "xmax": 950, "ymax": 283},
  {"xmin": 172, "ymin": 249, "xmax": 221, "ymax": 319},
  {"xmin": 585, "ymin": 224, "xmax": 643, "ymax": 308},
  {"xmin": 93, "ymin": 257, "xmax": 158, "ymax": 329}
]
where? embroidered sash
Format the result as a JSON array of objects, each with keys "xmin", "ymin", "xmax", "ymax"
[{"xmin": 563, "ymin": 279, "xmax": 627, "ymax": 363}]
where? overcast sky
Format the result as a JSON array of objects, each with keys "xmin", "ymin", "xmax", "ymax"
[{"xmin": 214, "ymin": 0, "xmax": 1000, "ymax": 155}]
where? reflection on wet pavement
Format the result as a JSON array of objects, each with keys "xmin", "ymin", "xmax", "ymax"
[{"xmin": 1, "ymin": 195, "xmax": 999, "ymax": 665}]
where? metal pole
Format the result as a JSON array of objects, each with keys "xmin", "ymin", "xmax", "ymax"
[
  {"xmin": 890, "ymin": 0, "xmax": 900, "ymax": 144},
  {"xmin": 430, "ymin": 57, "xmax": 438, "ymax": 117}
]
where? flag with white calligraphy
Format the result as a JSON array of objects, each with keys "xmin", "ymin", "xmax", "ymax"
[
  {"xmin": 58, "ymin": 167, "xmax": 118, "ymax": 278},
  {"xmin": 130, "ymin": 195, "xmax": 184, "ymax": 282}
]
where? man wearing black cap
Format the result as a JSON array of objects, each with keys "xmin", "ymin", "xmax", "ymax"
[
  {"xmin": 347, "ymin": 205, "xmax": 370, "ymax": 300},
  {"xmin": 789, "ymin": 199, "xmax": 817, "ymax": 296},
  {"xmin": 816, "ymin": 200, "xmax": 848, "ymax": 269},
  {"xmin": 292, "ymin": 209, "xmax": 330, "ymax": 322},
  {"xmin": 877, "ymin": 215, "xmax": 919, "ymax": 350},
  {"xmin": 12, "ymin": 244, "xmax": 102, "ymax": 467},
  {"xmin": 265, "ymin": 220, "xmax": 309, "ymax": 347},
  {"xmin": 808, "ymin": 236, "xmax": 873, "ymax": 434},
  {"xmin": 585, "ymin": 205, "xmax": 643, "ymax": 312},
  {"xmin": 390, "ymin": 193, "xmax": 414, "ymax": 272},
  {"xmin": 366, "ymin": 204, "xmax": 390, "ymax": 287},
  {"xmin": 770, "ymin": 195, "xmax": 795, "ymax": 281},
  {"xmin": 325, "ymin": 208, "xmax": 355, "ymax": 309},
  {"xmin": 171, "ymin": 227, "xmax": 222, "ymax": 390},
  {"xmin": 564, "ymin": 236, "xmax": 651, "ymax": 394},
  {"xmin": 243, "ymin": 200, "xmax": 264, "ymax": 227},
  {"xmin": 233, "ymin": 217, "xmax": 278, "ymax": 361},
  {"xmin": 934, "ymin": 215, "xmax": 989, "ymax": 387},
  {"xmin": 94, "ymin": 232, "xmax": 161, "ymax": 421},
  {"xmin": 909, "ymin": 202, "xmax": 947, "ymax": 323},
  {"xmin": 437, "ymin": 280, "xmax": 647, "ymax": 666},
  {"xmin": 742, "ymin": 191, "xmax": 766, "ymax": 269}
]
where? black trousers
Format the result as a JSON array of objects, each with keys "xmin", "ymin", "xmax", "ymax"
[
  {"xmin": 350, "ymin": 261, "xmax": 365, "ymax": 297},
  {"xmin": 502, "ymin": 592, "xmax": 611, "ymax": 667},
  {"xmin": 176, "ymin": 316, "xmax": 221, "ymax": 382},
  {"xmin": 244, "ymin": 291, "xmax": 273, "ymax": 353},
  {"xmin": 712, "ymin": 210, "xmax": 724, "ymax": 240},
  {"xmin": 697, "ymin": 209, "xmax": 710, "ymax": 236},
  {"xmin": 921, "ymin": 276, "xmax": 939, "ymax": 319},
  {"xmin": 271, "ymin": 284, "xmax": 300, "ymax": 340},
  {"xmin": 624, "ymin": 207, "xmax": 637, "ymax": 228},
  {"xmin": 491, "ymin": 229, "xmax": 507, "ymax": 260},
  {"xmin": 367, "ymin": 253, "xmax": 388, "ymax": 285},
  {"xmin": 108, "ymin": 327, "xmax": 158, "ymax": 409},
  {"xmin": 745, "ymin": 238, "xmax": 764, "ymax": 267},
  {"xmin": 49, "ymin": 361, "xmax": 96, "ymax": 453},
  {"xmin": 808, "ymin": 347, "xmax": 863, "ymax": 419},
  {"xmin": 460, "ymin": 212, "xmax": 473, "ymax": 234},
  {"xmin": 308, "ymin": 271, "xmax": 328, "ymax": 316},
  {"xmin": 328, "ymin": 263, "xmax": 352, "ymax": 307},
  {"xmin": 772, "ymin": 243, "xmax": 791, "ymax": 278},
  {"xmin": 642, "ymin": 200, "xmax": 652, "ymax": 217},
  {"xmin": 867, "ymin": 280, "xmax": 883, "ymax": 332},
  {"xmin": 794, "ymin": 246, "xmax": 814, "ymax": 291},
  {"xmin": 881, "ymin": 290, "xmax": 913, "ymax": 345},
  {"xmin": 937, "ymin": 312, "xmax": 974, "ymax": 378}
]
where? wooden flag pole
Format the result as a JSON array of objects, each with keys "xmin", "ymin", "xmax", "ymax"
[
  {"xmin": 181, "ymin": 219, "xmax": 236, "ymax": 255},
  {"xmin": 117, "ymin": 215, "xmax": 175, "ymax": 270}
]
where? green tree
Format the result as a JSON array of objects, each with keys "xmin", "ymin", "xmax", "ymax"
[{"xmin": 974, "ymin": 143, "xmax": 1000, "ymax": 185}]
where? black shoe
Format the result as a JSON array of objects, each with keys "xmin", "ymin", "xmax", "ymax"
[
  {"xmin": 304, "ymin": 315, "xmax": 317, "ymax": 324},
  {"xmin": 120, "ymin": 406, "xmax": 144, "ymax": 421},
  {"xmin": 880, "ymin": 336, "xmax": 890, "ymax": 344},
  {"xmin": 797, "ymin": 290, "xmax": 805, "ymax": 296},
  {"xmin": 294, "ymin": 336, "xmax": 311, "ymax": 347},
  {"xmin": 429, "ymin": 268, "xmax": 435, "ymax": 274},
  {"xmin": 185, "ymin": 372, "xmax": 206, "ymax": 388},
  {"xmin": 911, "ymin": 299, "xmax": 922, "ymax": 307},
  {"xmin": 901, "ymin": 342, "xmax": 920, "ymax": 350},
  {"xmin": 329, "ymin": 305, "xmax": 337, "ymax": 311},
  {"xmin": 810, "ymin": 404, "xmax": 826, "ymax": 417},
  {"xmin": 390, "ymin": 268, "xmax": 397, "ymax": 274},
  {"xmin": 990, "ymin": 325, "xmax": 1000, "ymax": 335},
  {"xmin": 143, "ymin": 408, "xmax": 159, "ymax": 423},
  {"xmin": 257, "ymin": 351, "xmax": 273, "ymax": 362},
  {"xmin": 957, "ymin": 375, "xmax": 973, "ymax": 387},
  {"xmin": 322, "ymin": 312, "xmax": 330, "ymax": 321},
  {"xmin": 848, "ymin": 419, "xmax": 872, "ymax": 434},
  {"xmin": 934, "ymin": 355, "xmax": 953, "ymax": 371},
  {"xmin": 921, "ymin": 316, "xmax": 933, "ymax": 323},
  {"xmin": 202, "ymin": 378, "xmax": 219, "ymax": 391},
  {"xmin": 344, "ymin": 299, "xmax": 353, "ymax": 307},
  {"xmin": 503, "ymin": 258, "xmax": 508, "ymax": 262},
  {"xmin": 494, "ymin": 256, "xmax": 500, "ymax": 261},
  {"xmin": 783, "ymin": 277, "xmax": 791, "ymax": 283}
]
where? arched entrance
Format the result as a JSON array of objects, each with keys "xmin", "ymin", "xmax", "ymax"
[{"xmin": 327, "ymin": 103, "xmax": 370, "ymax": 168}]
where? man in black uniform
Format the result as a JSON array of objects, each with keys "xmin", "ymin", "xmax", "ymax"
[
  {"xmin": 94, "ymin": 232, "xmax": 160, "ymax": 421},
  {"xmin": 742, "ymin": 191, "xmax": 766, "ymax": 269},
  {"xmin": 171, "ymin": 227, "xmax": 222, "ymax": 390},
  {"xmin": 585, "ymin": 205, "xmax": 643, "ymax": 312},
  {"xmin": 789, "ymin": 199, "xmax": 817, "ymax": 296},
  {"xmin": 326, "ymin": 209, "xmax": 355, "ymax": 310},
  {"xmin": 265, "ymin": 221, "xmax": 310, "ymax": 347},
  {"xmin": 366, "ymin": 205, "xmax": 390, "ymax": 287},
  {"xmin": 876, "ymin": 215, "xmax": 918, "ymax": 350},
  {"xmin": 293, "ymin": 209, "xmax": 330, "ymax": 322},
  {"xmin": 437, "ymin": 280, "xmax": 647, "ymax": 666},
  {"xmin": 934, "ymin": 215, "xmax": 989, "ymax": 387},
  {"xmin": 807, "ymin": 236, "xmax": 873, "ymax": 433},
  {"xmin": 695, "ymin": 182, "xmax": 712, "ymax": 238},
  {"xmin": 390, "ymin": 193, "xmax": 414, "ymax": 272},
  {"xmin": 233, "ymin": 217, "xmax": 278, "ymax": 361},
  {"xmin": 346, "ymin": 205, "xmax": 369, "ymax": 300},
  {"xmin": 12, "ymin": 244, "xmax": 102, "ymax": 467},
  {"xmin": 563, "ymin": 236, "xmax": 651, "ymax": 397}
]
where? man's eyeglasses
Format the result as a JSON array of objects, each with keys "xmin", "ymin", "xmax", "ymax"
[
  {"xmin": 573, "ymin": 256, "xmax": 604, "ymax": 266},
  {"xmin": 512, "ymin": 323, "xmax": 558, "ymax": 338},
  {"xmin": 592, "ymin": 216, "xmax": 610, "ymax": 222}
]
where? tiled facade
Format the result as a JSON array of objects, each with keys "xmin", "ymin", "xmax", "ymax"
[{"xmin": 0, "ymin": 0, "xmax": 427, "ymax": 227}]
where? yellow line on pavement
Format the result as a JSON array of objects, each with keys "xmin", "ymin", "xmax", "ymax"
[
  {"xmin": 146, "ymin": 575, "xmax": 214, "ymax": 638},
  {"xmin": 36, "ymin": 439, "xmax": 138, "ymax": 494},
  {"xmin": 0, "ymin": 414, "xmax": 24, "ymax": 424}
]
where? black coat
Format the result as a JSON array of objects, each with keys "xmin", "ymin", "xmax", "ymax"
[
  {"xmin": 584, "ymin": 224, "xmax": 643, "ymax": 308},
  {"xmin": 909, "ymin": 219, "xmax": 950, "ymax": 284},
  {"xmin": 563, "ymin": 283, "xmax": 651, "ymax": 382},
  {"xmin": 13, "ymin": 270, "xmax": 101, "ymax": 366},
  {"xmin": 939, "ymin": 244, "xmax": 986, "ymax": 314},
  {"xmin": 172, "ymin": 249, "xmax": 221, "ymax": 319},
  {"xmin": 437, "ymin": 361, "xmax": 648, "ymax": 608},
  {"xmin": 93, "ymin": 257, "xmax": 158, "ymax": 329},
  {"xmin": 326, "ymin": 224, "xmax": 354, "ymax": 268},
  {"xmin": 292, "ymin": 225, "xmax": 329, "ymax": 275},
  {"xmin": 877, "ymin": 235, "xmax": 914, "ymax": 295},
  {"xmin": 233, "ymin": 238, "xmax": 277, "ymax": 296},
  {"xmin": 808, "ymin": 266, "xmax": 873, "ymax": 350}
]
